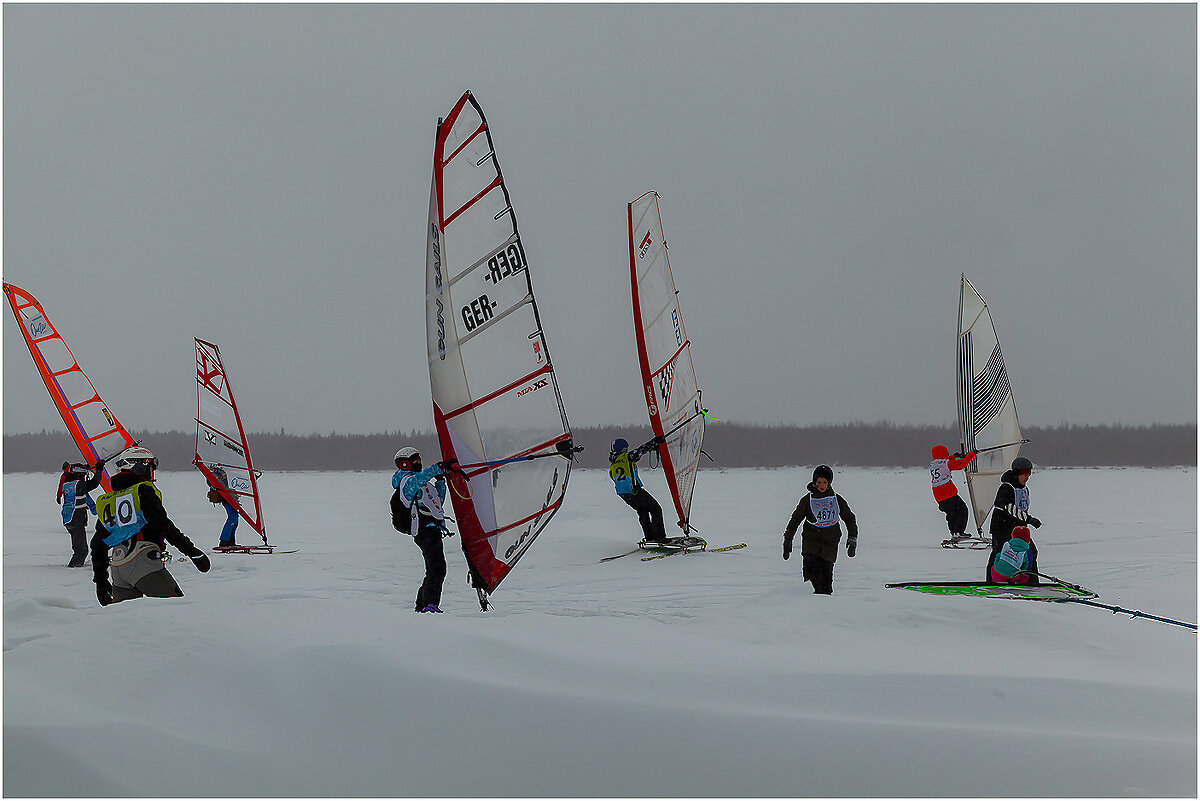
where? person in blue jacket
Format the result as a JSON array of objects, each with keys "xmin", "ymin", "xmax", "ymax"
[
  {"xmin": 60, "ymin": 460, "xmax": 103, "ymax": 567},
  {"xmin": 206, "ymin": 464, "xmax": 241, "ymax": 549},
  {"xmin": 391, "ymin": 446, "xmax": 458, "ymax": 613},
  {"xmin": 609, "ymin": 436, "xmax": 667, "ymax": 544}
]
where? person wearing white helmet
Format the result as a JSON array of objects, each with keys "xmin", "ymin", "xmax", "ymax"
[
  {"xmin": 986, "ymin": 456, "xmax": 1043, "ymax": 583},
  {"xmin": 390, "ymin": 446, "xmax": 458, "ymax": 613},
  {"xmin": 90, "ymin": 446, "xmax": 210, "ymax": 605}
]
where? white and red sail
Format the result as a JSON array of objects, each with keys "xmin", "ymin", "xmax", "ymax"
[
  {"xmin": 628, "ymin": 191, "xmax": 705, "ymax": 533},
  {"xmin": 426, "ymin": 91, "xmax": 576, "ymax": 596},
  {"xmin": 4, "ymin": 283, "xmax": 135, "ymax": 491},
  {"xmin": 194, "ymin": 338, "xmax": 266, "ymax": 541}
]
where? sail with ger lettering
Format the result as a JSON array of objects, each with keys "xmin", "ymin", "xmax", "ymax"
[{"xmin": 425, "ymin": 91, "xmax": 579, "ymax": 608}]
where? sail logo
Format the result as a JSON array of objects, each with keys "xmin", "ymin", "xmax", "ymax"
[
  {"xmin": 223, "ymin": 439, "xmax": 245, "ymax": 458},
  {"xmin": 432, "ymin": 223, "xmax": 446, "ymax": 360},
  {"xmin": 197, "ymin": 350, "xmax": 225, "ymax": 395},
  {"xmin": 27, "ymin": 314, "xmax": 49, "ymax": 338},
  {"xmin": 517, "ymin": 377, "xmax": 548, "ymax": 397},
  {"xmin": 638, "ymin": 231, "xmax": 653, "ymax": 259},
  {"xmin": 204, "ymin": 431, "xmax": 217, "ymax": 446},
  {"xmin": 657, "ymin": 361, "xmax": 675, "ymax": 404},
  {"xmin": 645, "ymin": 386, "xmax": 658, "ymax": 417},
  {"xmin": 485, "ymin": 242, "xmax": 525, "ymax": 284},
  {"xmin": 462, "ymin": 294, "xmax": 496, "ymax": 332},
  {"xmin": 532, "ymin": 340, "xmax": 543, "ymax": 364},
  {"xmin": 102, "ymin": 407, "xmax": 114, "ymax": 426},
  {"xmin": 231, "ymin": 476, "xmax": 251, "ymax": 492}
]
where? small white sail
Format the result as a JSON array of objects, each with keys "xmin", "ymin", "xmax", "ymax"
[
  {"xmin": 628, "ymin": 191, "xmax": 705, "ymax": 533},
  {"xmin": 194, "ymin": 338, "xmax": 266, "ymax": 541},
  {"xmin": 957, "ymin": 275, "xmax": 1024, "ymax": 534}
]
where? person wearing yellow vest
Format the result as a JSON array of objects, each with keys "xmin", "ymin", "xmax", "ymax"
[
  {"xmin": 90, "ymin": 446, "xmax": 210, "ymax": 606},
  {"xmin": 782, "ymin": 465, "xmax": 860, "ymax": 594},
  {"xmin": 608, "ymin": 436, "xmax": 667, "ymax": 544}
]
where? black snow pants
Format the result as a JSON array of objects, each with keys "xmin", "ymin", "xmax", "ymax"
[
  {"xmin": 937, "ymin": 495, "xmax": 970, "ymax": 536},
  {"xmin": 621, "ymin": 487, "xmax": 666, "ymax": 542},
  {"xmin": 65, "ymin": 509, "xmax": 89, "ymax": 567},
  {"xmin": 413, "ymin": 526, "xmax": 447, "ymax": 611},
  {"xmin": 802, "ymin": 554, "xmax": 835, "ymax": 594}
]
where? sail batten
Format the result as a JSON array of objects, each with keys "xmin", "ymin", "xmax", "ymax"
[
  {"xmin": 4, "ymin": 283, "xmax": 136, "ymax": 491},
  {"xmin": 427, "ymin": 91, "xmax": 576, "ymax": 598},
  {"xmin": 628, "ymin": 191, "xmax": 705, "ymax": 533},
  {"xmin": 194, "ymin": 338, "xmax": 266, "ymax": 542},
  {"xmin": 957, "ymin": 275, "xmax": 1024, "ymax": 535}
]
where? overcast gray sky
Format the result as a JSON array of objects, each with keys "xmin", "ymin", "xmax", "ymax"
[{"xmin": 4, "ymin": 4, "xmax": 1195, "ymax": 438}]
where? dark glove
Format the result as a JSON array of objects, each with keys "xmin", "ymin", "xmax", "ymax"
[
  {"xmin": 191, "ymin": 553, "xmax": 211, "ymax": 573},
  {"xmin": 96, "ymin": 582, "xmax": 112, "ymax": 607},
  {"xmin": 783, "ymin": 537, "xmax": 793, "ymax": 560},
  {"xmin": 653, "ymin": 435, "xmax": 666, "ymax": 445},
  {"xmin": 952, "ymin": 451, "xmax": 964, "ymax": 460},
  {"xmin": 437, "ymin": 459, "xmax": 458, "ymax": 474},
  {"xmin": 847, "ymin": 536, "xmax": 857, "ymax": 557},
  {"xmin": 93, "ymin": 458, "xmax": 106, "ymax": 472},
  {"xmin": 1028, "ymin": 516, "xmax": 1042, "ymax": 529}
]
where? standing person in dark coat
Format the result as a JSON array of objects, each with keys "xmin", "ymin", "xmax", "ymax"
[
  {"xmin": 91, "ymin": 446, "xmax": 210, "ymax": 605},
  {"xmin": 59, "ymin": 460, "xmax": 104, "ymax": 567},
  {"xmin": 782, "ymin": 465, "xmax": 859, "ymax": 594},
  {"xmin": 985, "ymin": 456, "xmax": 1042, "ymax": 583},
  {"xmin": 929, "ymin": 444, "xmax": 976, "ymax": 540}
]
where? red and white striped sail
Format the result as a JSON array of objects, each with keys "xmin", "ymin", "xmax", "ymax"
[
  {"xmin": 426, "ymin": 91, "xmax": 575, "ymax": 595},
  {"xmin": 4, "ymin": 283, "xmax": 135, "ymax": 491},
  {"xmin": 194, "ymin": 338, "xmax": 266, "ymax": 540},
  {"xmin": 628, "ymin": 191, "xmax": 705, "ymax": 533}
]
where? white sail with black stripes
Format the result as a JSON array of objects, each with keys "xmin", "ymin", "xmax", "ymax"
[
  {"xmin": 425, "ymin": 91, "xmax": 577, "ymax": 598},
  {"xmin": 957, "ymin": 274, "xmax": 1023, "ymax": 534}
]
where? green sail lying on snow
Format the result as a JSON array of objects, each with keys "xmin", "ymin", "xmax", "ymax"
[{"xmin": 886, "ymin": 581, "xmax": 1097, "ymax": 601}]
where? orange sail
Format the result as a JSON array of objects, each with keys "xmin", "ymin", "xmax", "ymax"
[{"xmin": 4, "ymin": 283, "xmax": 135, "ymax": 491}]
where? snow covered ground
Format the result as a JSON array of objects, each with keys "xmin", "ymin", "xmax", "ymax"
[{"xmin": 3, "ymin": 466, "xmax": 1195, "ymax": 796}]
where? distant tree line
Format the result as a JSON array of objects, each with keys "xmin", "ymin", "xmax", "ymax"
[{"xmin": 5, "ymin": 422, "xmax": 1194, "ymax": 472}]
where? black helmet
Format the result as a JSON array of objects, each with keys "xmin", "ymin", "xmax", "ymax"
[
  {"xmin": 812, "ymin": 464, "xmax": 834, "ymax": 484},
  {"xmin": 1011, "ymin": 456, "xmax": 1033, "ymax": 472}
]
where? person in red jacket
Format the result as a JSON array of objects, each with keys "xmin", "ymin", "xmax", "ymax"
[{"xmin": 930, "ymin": 445, "xmax": 976, "ymax": 540}]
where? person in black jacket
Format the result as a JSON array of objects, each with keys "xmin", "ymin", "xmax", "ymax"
[
  {"xmin": 782, "ymin": 465, "xmax": 859, "ymax": 594},
  {"xmin": 90, "ymin": 446, "xmax": 210, "ymax": 605},
  {"xmin": 59, "ymin": 460, "xmax": 104, "ymax": 567},
  {"xmin": 985, "ymin": 456, "xmax": 1042, "ymax": 583}
]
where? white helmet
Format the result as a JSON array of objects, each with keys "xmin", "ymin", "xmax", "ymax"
[
  {"xmin": 394, "ymin": 447, "xmax": 420, "ymax": 471},
  {"xmin": 114, "ymin": 446, "xmax": 158, "ymax": 475}
]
